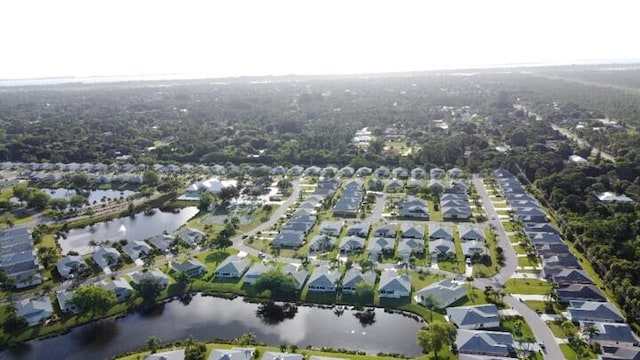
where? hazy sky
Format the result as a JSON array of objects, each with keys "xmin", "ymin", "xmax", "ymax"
[{"xmin": 1, "ymin": 0, "xmax": 639, "ymax": 79}]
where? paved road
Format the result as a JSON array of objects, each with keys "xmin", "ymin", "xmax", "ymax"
[
  {"xmin": 551, "ymin": 124, "xmax": 615, "ymax": 162},
  {"xmin": 471, "ymin": 175, "xmax": 563, "ymax": 360}
]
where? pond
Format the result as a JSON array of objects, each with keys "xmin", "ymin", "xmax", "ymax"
[
  {"xmin": 59, "ymin": 207, "xmax": 200, "ymax": 255},
  {"xmin": 43, "ymin": 188, "xmax": 137, "ymax": 205},
  {"xmin": 0, "ymin": 295, "xmax": 424, "ymax": 360}
]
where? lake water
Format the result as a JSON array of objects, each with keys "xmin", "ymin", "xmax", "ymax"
[
  {"xmin": 59, "ymin": 207, "xmax": 200, "ymax": 255},
  {"xmin": 43, "ymin": 188, "xmax": 137, "ymax": 205},
  {"xmin": 0, "ymin": 295, "xmax": 424, "ymax": 360}
]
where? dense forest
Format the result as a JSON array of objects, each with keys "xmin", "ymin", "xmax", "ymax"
[{"xmin": 2, "ymin": 65, "xmax": 640, "ymax": 327}]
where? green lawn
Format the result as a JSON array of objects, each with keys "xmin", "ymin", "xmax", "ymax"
[
  {"xmin": 559, "ymin": 344, "xmax": 598, "ymax": 360},
  {"xmin": 504, "ymin": 279, "xmax": 551, "ymax": 295},
  {"xmin": 500, "ymin": 315, "xmax": 535, "ymax": 340},
  {"xmin": 523, "ymin": 300, "xmax": 566, "ymax": 315},
  {"xmin": 547, "ymin": 321, "xmax": 568, "ymax": 338},
  {"xmin": 517, "ymin": 256, "xmax": 539, "ymax": 268},
  {"xmin": 502, "ymin": 221, "xmax": 520, "ymax": 232},
  {"xmin": 428, "ymin": 202, "xmax": 443, "ymax": 221},
  {"xmin": 473, "ymin": 228, "xmax": 499, "ymax": 278}
]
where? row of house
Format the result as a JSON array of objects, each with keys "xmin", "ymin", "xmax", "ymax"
[
  {"xmin": 0, "ymin": 228, "xmax": 42, "ymax": 288},
  {"xmin": 146, "ymin": 349, "xmax": 311, "ymax": 360},
  {"xmin": 440, "ymin": 193, "xmax": 472, "ymax": 220},
  {"xmin": 332, "ymin": 180, "xmax": 364, "ymax": 217},
  {"xmin": 494, "ymin": 169, "xmax": 640, "ymax": 351}
]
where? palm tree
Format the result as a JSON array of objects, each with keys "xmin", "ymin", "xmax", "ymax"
[{"xmin": 143, "ymin": 256, "xmax": 156, "ymax": 269}]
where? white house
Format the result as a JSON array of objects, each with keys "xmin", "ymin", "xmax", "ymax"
[
  {"xmin": 378, "ymin": 270, "xmax": 411, "ymax": 298},
  {"xmin": 416, "ymin": 279, "xmax": 467, "ymax": 308}
]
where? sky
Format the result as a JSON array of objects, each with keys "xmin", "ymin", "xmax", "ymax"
[{"xmin": 1, "ymin": 0, "xmax": 639, "ymax": 79}]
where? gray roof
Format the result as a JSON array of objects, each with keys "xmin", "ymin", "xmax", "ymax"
[
  {"xmin": 208, "ymin": 348, "xmax": 254, "ymax": 360},
  {"xmin": 459, "ymin": 225, "xmax": 485, "ymax": 241},
  {"xmin": 457, "ymin": 329, "xmax": 513, "ymax": 357},
  {"xmin": 92, "ymin": 247, "xmax": 121, "ymax": 268},
  {"xmin": 171, "ymin": 258, "xmax": 207, "ymax": 274},
  {"xmin": 145, "ymin": 349, "xmax": 185, "ymax": 360},
  {"xmin": 429, "ymin": 239, "xmax": 455, "ymax": 255},
  {"xmin": 215, "ymin": 256, "xmax": 251, "ymax": 276},
  {"xmin": 568, "ymin": 301, "xmax": 624, "ymax": 323},
  {"xmin": 260, "ymin": 352, "xmax": 303, "ymax": 360},
  {"xmin": 308, "ymin": 266, "xmax": 339, "ymax": 288},
  {"xmin": 282, "ymin": 263, "xmax": 309, "ymax": 289},
  {"xmin": 374, "ymin": 224, "xmax": 397, "ymax": 238},
  {"xmin": 342, "ymin": 268, "xmax": 376, "ymax": 289},
  {"xmin": 308, "ymin": 235, "xmax": 336, "ymax": 251},
  {"xmin": 272, "ymin": 231, "xmax": 305, "ymax": 248},
  {"xmin": 339, "ymin": 236, "xmax": 365, "ymax": 252},
  {"xmin": 401, "ymin": 224, "xmax": 424, "ymax": 239},
  {"xmin": 243, "ymin": 262, "xmax": 275, "ymax": 280},
  {"xmin": 461, "ymin": 240, "xmax": 487, "ymax": 257},
  {"xmin": 557, "ymin": 284, "xmax": 607, "ymax": 302},
  {"xmin": 429, "ymin": 226, "xmax": 453, "ymax": 240},
  {"xmin": 367, "ymin": 237, "xmax": 395, "ymax": 253},
  {"xmin": 416, "ymin": 279, "xmax": 467, "ymax": 308},
  {"xmin": 379, "ymin": 270, "xmax": 411, "ymax": 293},
  {"xmin": 447, "ymin": 304, "xmax": 500, "ymax": 328},
  {"xmin": 589, "ymin": 322, "xmax": 639, "ymax": 344}
]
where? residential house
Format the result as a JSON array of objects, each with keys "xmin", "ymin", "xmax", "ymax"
[
  {"xmin": 321, "ymin": 166, "xmax": 337, "ymax": 177},
  {"xmin": 374, "ymin": 224, "xmax": 397, "ymax": 238},
  {"xmin": 272, "ymin": 231, "xmax": 305, "ymax": 248},
  {"xmin": 586, "ymin": 322, "xmax": 639, "ymax": 348},
  {"xmin": 398, "ymin": 197, "xmax": 429, "ymax": 219},
  {"xmin": 92, "ymin": 247, "xmax": 121, "ymax": 269},
  {"xmin": 318, "ymin": 220, "xmax": 344, "ymax": 237},
  {"xmin": 341, "ymin": 268, "xmax": 376, "ymax": 294},
  {"xmin": 367, "ymin": 237, "xmax": 395, "ymax": 259},
  {"xmin": 303, "ymin": 166, "xmax": 321, "ymax": 176},
  {"xmin": 398, "ymin": 238, "xmax": 425, "ymax": 259},
  {"xmin": 551, "ymin": 269, "xmax": 593, "ymax": 287},
  {"xmin": 356, "ymin": 167, "xmax": 372, "ymax": 177},
  {"xmin": 99, "ymin": 278, "xmax": 134, "ymax": 302},
  {"xmin": 557, "ymin": 284, "xmax": 607, "ymax": 303},
  {"xmin": 442, "ymin": 205, "xmax": 472, "ymax": 220},
  {"xmin": 242, "ymin": 262, "xmax": 275, "ymax": 285},
  {"xmin": 16, "ymin": 297, "xmax": 54, "ymax": 326},
  {"xmin": 367, "ymin": 178, "xmax": 384, "ymax": 191},
  {"xmin": 411, "ymin": 167, "xmax": 426, "ymax": 179},
  {"xmin": 429, "ymin": 226, "xmax": 453, "ymax": 241},
  {"xmin": 339, "ymin": 236, "xmax": 365, "ymax": 254},
  {"xmin": 406, "ymin": 178, "xmax": 424, "ymax": 189},
  {"xmin": 416, "ymin": 279, "xmax": 467, "ymax": 308},
  {"xmin": 177, "ymin": 228, "xmax": 206, "ymax": 247},
  {"xmin": 208, "ymin": 348, "xmax": 255, "ymax": 360},
  {"xmin": 147, "ymin": 234, "xmax": 175, "ymax": 253},
  {"xmin": 456, "ymin": 330, "xmax": 514, "ymax": 357},
  {"xmin": 145, "ymin": 349, "xmax": 185, "ymax": 360},
  {"xmin": 567, "ymin": 301, "xmax": 625, "ymax": 323},
  {"xmin": 339, "ymin": 166, "xmax": 355, "ymax": 177},
  {"xmin": 288, "ymin": 165, "xmax": 304, "ymax": 176},
  {"xmin": 56, "ymin": 290, "xmax": 78, "ymax": 313},
  {"xmin": 130, "ymin": 269, "xmax": 170, "ymax": 288},
  {"xmin": 260, "ymin": 352, "xmax": 303, "ymax": 360},
  {"xmin": 430, "ymin": 167, "xmax": 445, "ymax": 179},
  {"xmin": 346, "ymin": 222, "xmax": 370, "ymax": 237},
  {"xmin": 122, "ymin": 240, "xmax": 154, "ymax": 261},
  {"xmin": 448, "ymin": 181, "xmax": 469, "ymax": 194},
  {"xmin": 401, "ymin": 224, "xmax": 424, "ymax": 239},
  {"xmin": 386, "ymin": 179, "xmax": 404, "ymax": 193},
  {"xmin": 536, "ymin": 243, "xmax": 571, "ymax": 258},
  {"xmin": 56, "ymin": 255, "xmax": 86, "ymax": 279},
  {"xmin": 429, "ymin": 238, "xmax": 456, "ymax": 258},
  {"xmin": 282, "ymin": 263, "xmax": 309, "ymax": 290},
  {"xmin": 448, "ymin": 168, "xmax": 463, "ymax": 178},
  {"xmin": 459, "ymin": 225, "xmax": 485, "ymax": 241},
  {"xmin": 374, "ymin": 166, "xmax": 390, "ymax": 178},
  {"xmin": 307, "ymin": 266, "xmax": 340, "ymax": 292},
  {"xmin": 446, "ymin": 304, "xmax": 500, "ymax": 329},
  {"xmin": 214, "ymin": 256, "xmax": 251, "ymax": 279},
  {"xmin": 171, "ymin": 258, "xmax": 207, "ymax": 277},
  {"xmin": 461, "ymin": 240, "xmax": 487, "ymax": 259},
  {"xmin": 271, "ymin": 166, "xmax": 286, "ymax": 175},
  {"xmin": 599, "ymin": 346, "xmax": 640, "ymax": 360},
  {"xmin": 308, "ymin": 235, "xmax": 336, "ymax": 253},
  {"xmin": 378, "ymin": 270, "xmax": 411, "ymax": 298},
  {"xmin": 392, "ymin": 167, "xmax": 409, "ymax": 179}
]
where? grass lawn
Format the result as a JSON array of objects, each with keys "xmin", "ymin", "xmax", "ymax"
[
  {"xmin": 502, "ymin": 221, "xmax": 520, "ymax": 232},
  {"xmin": 473, "ymin": 228, "xmax": 499, "ymax": 278},
  {"xmin": 547, "ymin": 321, "xmax": 568, "ymax": 338},
  {"xmin": 195, "ymin": 249, "xmax": 240, "ymax": 273},
  {"xmin": 523, "ymin": 300, "xmax": 566, "ymax": 315},
  {"xmin": 560, "ymin": 344, "xmax": 598, "ymax": 360},
  {"xmin": 517, "ymin": 256, "xmax": 539, "ymax": 268},
  {"xmin": 504, "ymin": 279, "xmax": 551, "ymax": 295},
  {"xmin": 428, "ymin": 201, "xmax": 443, "ymax": 221},
  {"xmin": 512, "ymin": 245, "xmax": 526, "ymax": 255},
  {"xmin": 500, "ymin": 315, "xmax": 535, "ymax": 340},
  {"xmin": 437, "ymin": 259, "xmax": 464, "ymax": 274}
]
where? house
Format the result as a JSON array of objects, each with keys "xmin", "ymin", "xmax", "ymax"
[
  {"xmin": 307, "ymin": 266, "xmax": 340, "ymax": 292},
  {"xmin": 442, "ymin": 206, "xmax": 472, "ymax": 220},
  {"xmin": 513, "ymin": 207, "xmax": 547, "ymax": 223},
  {"xmin": 386, "ymin": 179, "xmax": 404, "ymax": 192},
  {"xmin": 461, "ymin": 240, "xmax": 487, "ymax": 259},
  {"xmin": 308, "ymin": 235, "xmax": 336, "ymax": 253},
  {"xmin": 374, "ymin": 166, "xmax": 390, "ymax": 178},
  {"xmin": 288, "ymin": 165, "xmax": 304, "ymax": 176},
  {"xmin": 429, "ymin": 239, "xmax": 456, "ymax": 258},
  {"xmin": 398, "ymin": 198, "xmax": 429, "ymax": 219},
  {"xmin": 551, "ymin": 269, "xmax": 593, "ymax": 286},
  {"xmin": 586, "ymin": 322, "xmax": 639, "ymax": 348},
  {"xmin": 367, "ymin": 237, "xmax": 396, "ymax": 259},
  {"xmin": 397, "ymin": 238, "xmax": 425, "ymax": 259},
  {"xmin": 446, "ymin": 304, "xmax": 500, "ymax": 329},
  {"xmin": 99, "ymin": 278, "xmax": 134, "ymax": 302},
  {"xmin": 596, "ymin": 192, "xmax": 633, "ymax": 203},
  {"xmin": 557, "ymin": 284, "xmax": 607, "ymax": 303},
  {"xmin": 401, "ymin": 224, "xmax": 424, "ymax": 239},
  {"xmin": 339, "ymin": 166, "xmax": 355, "ymax": 177},
  {"xmin": 356, "ymin": 167, "xmax": 372, "ymax": 177},
  {"xmin": 567, "ymin": 301, "xmax": 625, "ymax": 323},
  {"xmin": 208, "ymin": 348, "xmax": 255, "ymax": 360},
  {"xmin": 318, "ymin": 220, "xmax": 344, "ymax": 237},
  {"xmin": 392, "ymin": 167, "xmax": 409, "ymax": 179},
  {"xmin": 321, "ymin": 166, "xmax": 337, "ymax": 177},
  {"xmin": 599, "ymin": 346, "xmax": 640, "ymax": 360},
  {"xmin": 171, "ymin": 258, "xmax": 207, "ymax": 277},
  {"xmin": 215, "ymin": 256, "xmax": 251, "ymax": 278},
  {"xmin": 130, "ymin": 269, "xmax": 170, "ymax": 288},
  {"xmin": 16, "ymin": 297, "xmax": 54, "ymax": 326},
  {"xmin": 457, "ymin": 330, "xmax": 514, "ymax": 357},
  {"xmin": 272, "ymin": 231, "xmax": 305, "ymax": 248},
  {"xmin": 339, "ymin": 236, "xmax": 365, "ymax": 254},
  {"xmin": 411, "ymin": 167, "xmax": 426, "ymax": 179},
  {"xmin": 536, "ymin": 243, "xmax": 571, "ymax": 257},
  {"xmin": 145, "ymin": 349, "xmax": 185, "ymax": 360},
  {"xmin": 56, "ymin": 290, "xmax": 78, "ymax": 313},
  {"xmin": 303, "ymin": 166, "xmax": 321, "ymax": 176},
  {"xmin": 430, "ymin": 167, "xmax": 445, "ymax": 179},
  {"xmin": 459, "ymin": 225, "xmax": 485, "ymax": 241},
  {"xmin": 346, "ymin": 222, "xmax": 370, "ymax": 237},
  {"xmin": 448, "ymin": 181, "xmax": 469, "ymax": 194},
  {"xmin": 243, "ymin": 262, "xmax": 275, "ymax": 285},
  {"xmin": 378, "ymin": 270, "xmax": 411, "ymax": 298},
  {"xmin": 367, "ymin": 178, "xmax": 384, "ymax": 191},
  {"xmin": 341, "ymin": 268, "xmax": 376, "ymax": 293},
  {"xmin": 374, "ymin": 224, "xmax": 397, "ymax": 238},
  {"xmin": 122, "ymin": 240, "xmax": 154, "ymax": 261},
  {"xmin": 429, "ymin": 226, "xmax": 453, "ymax": 241},
  {"xmin": 271, "ymin": 166, "xmax": 286, "ymax": 175},
  {"xmin": 92, "ymin": 247, "xmax": 121, "ymax": 269},
  {"xmin": 147, "ymin": 234, "xmax": 175, "ymax": 253},
  {"xmin": 416, "ymin": 279, "xmax": 467, "ymax": 308},
  {"xmin": 56, "ymin": 255, "xmax": 87, "ymax": 279},
  {"xmin": 448, "ymin": 168, "xmax": 463, "ymax": 178},
  {"xmin": 260, "ymin": 352, "xmax": 303, "ymax": 360},
  {"xmin": 282, "ymin": 263, "xmax": 309, "ymax": 290},
  {"xmin": 177, "ymin": 228, "xmax": 206, "ymax": 247}
]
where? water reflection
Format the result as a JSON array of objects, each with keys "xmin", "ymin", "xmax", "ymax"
[{"xmin": 0, "ymin": 295, "xmax": 423, "ymax": 360}]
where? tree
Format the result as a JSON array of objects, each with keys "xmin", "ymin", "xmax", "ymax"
[
  {"xmin": 70, "ymin": 173, "xmax": 90, "ymax": 188},
  {"xmin": 353, "ymin": 281, "xmax": 374, "ymax": 305},
  {"xmin": 27, "ymin": 190, "xmax": 51, "ymax": 210},
  {"xmin": 143, "ymin": 169, "xmax": 160, "ymax": 186},
  {"xmin": 417, "ymin": 322, "xmax": 457, "ymax": 360},
  {"xmin": 143, "ymin": 255, "xmax": 156, "ymax": 269},
  {"xmin": 137, "ymin": 276, "xmax": 164, "ymax": 306},
  {"xmin": 184, "ymin": 337, "xmax": 207, "ymax": 360},
  {"xmin": 68, "ymin": 284, "xmax": 116, "ymax": 317},
  {"xmin": 218, "ymin": 186, "xmax": 239, "ymax": 205},
  {"xmin": 70, "ymin": 194, "xmax": 88, "ymax": 208},
  {"xmin": 233, "ymin": 332, "xmax": 257, "ymax": 346},
  {"xmin": 420, "ymin": 293, "xmax": 443, "ymax": 322},
  {"xmin": 561, "ymin": 319, "xmax": 578, "ymax": 337},
  {"xmin": 145, "ymin": 336, "xmax": 161, "ymax": 353},
  {"xmin": 211, "ymin": 234, "xmax": 233, "ymax": 251},
  {"xmin": 37, "ymin": 246, "xmax": 58, "ymax": 269},
  {"xmin": 254, "ymin": 270, "xmax": 298, "ymax": 299}
]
